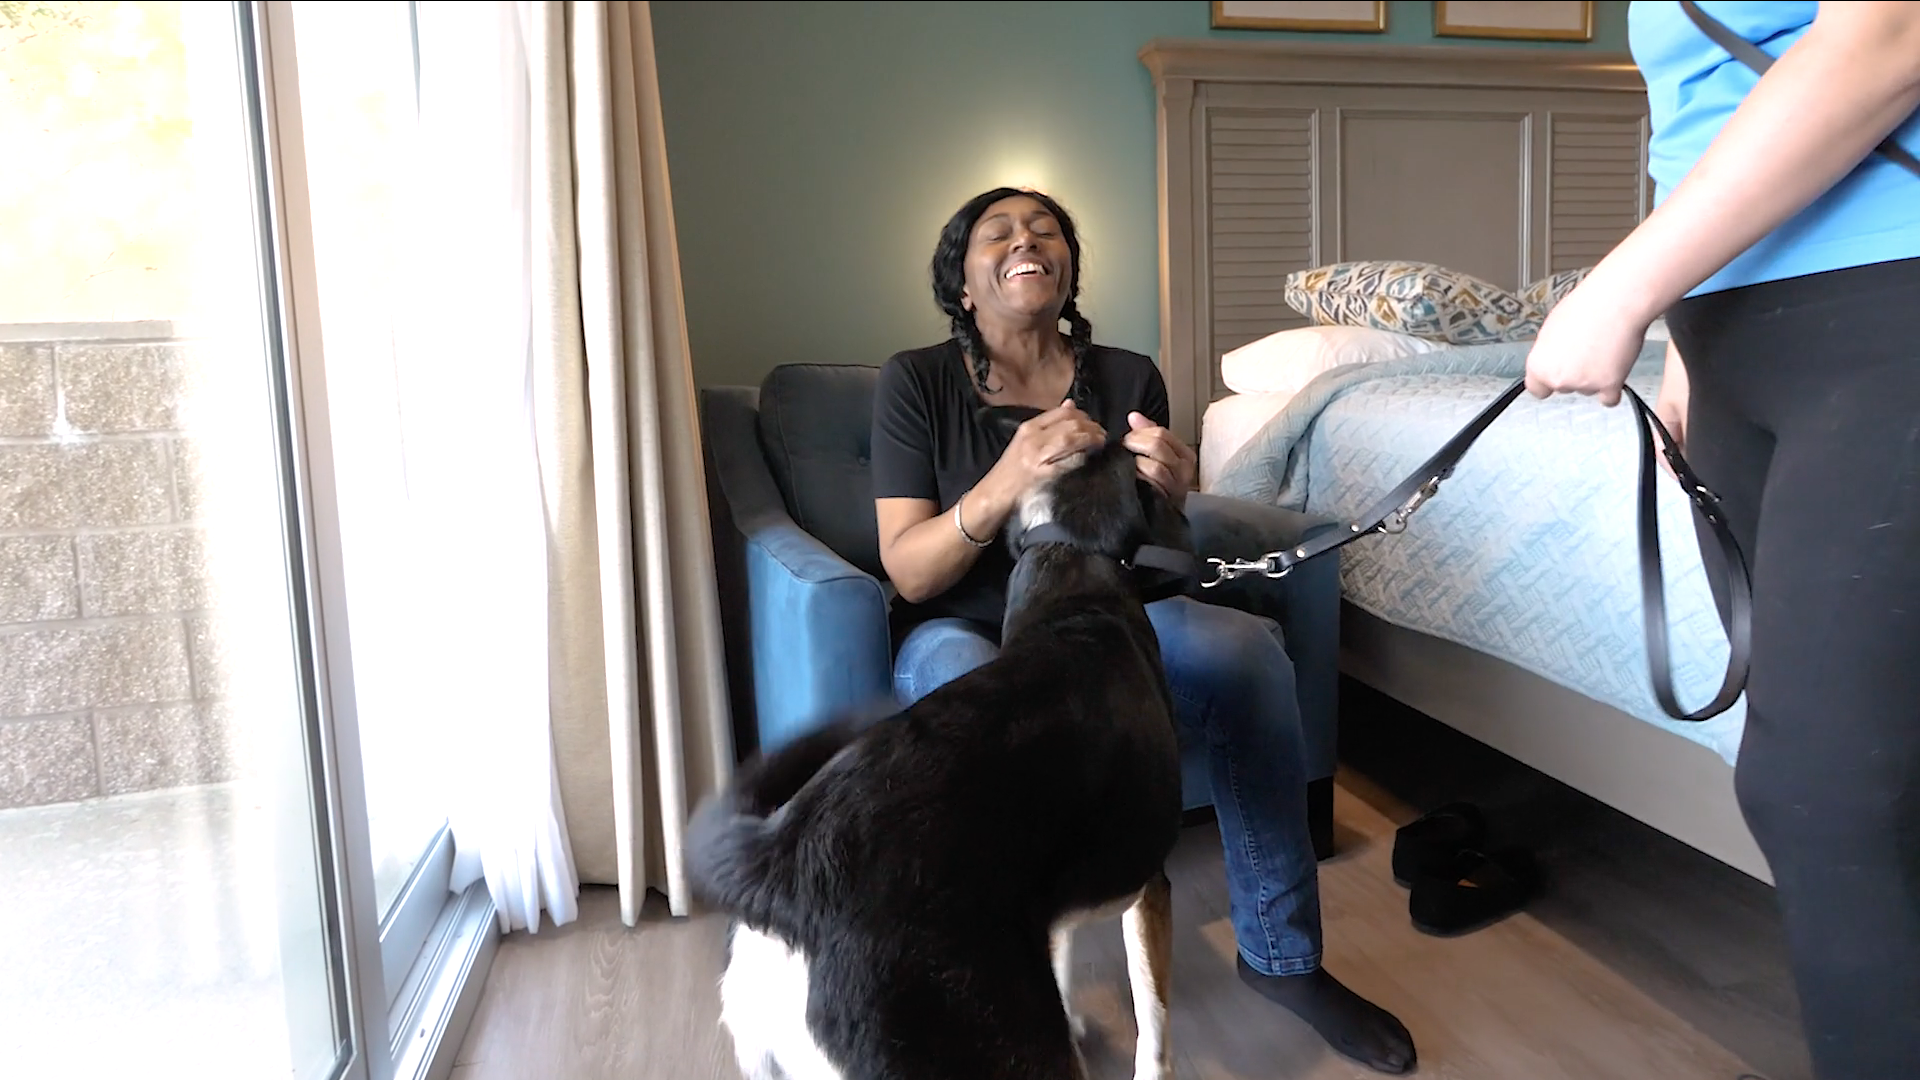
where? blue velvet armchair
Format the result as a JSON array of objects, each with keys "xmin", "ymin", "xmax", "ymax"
[{"xmin": 699, "ymin": 363, "xmax": 1343, "ymax": 854}]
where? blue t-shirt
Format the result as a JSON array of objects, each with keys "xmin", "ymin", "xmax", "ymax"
[{"xmin": 1630, "ymin": 0, "xmax": 1920, "ymax": 296}]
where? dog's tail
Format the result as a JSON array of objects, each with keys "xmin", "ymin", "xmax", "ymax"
[
  {"xmin": 683, "ymin": 788, "xmax": 787, "ymax": 929},
  {"xmin": 684, "ymin": 699, "xmax": 894, "ymax": 929}
]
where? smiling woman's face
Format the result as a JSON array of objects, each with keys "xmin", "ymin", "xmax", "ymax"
[{"xmin": 961, "ymin": 194, "xmax": 1073, "ymax": 328}]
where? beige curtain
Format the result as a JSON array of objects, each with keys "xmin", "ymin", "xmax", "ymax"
[{"xmin": 524, "ymin": 0, "xmax": 733, "ymax": 924}]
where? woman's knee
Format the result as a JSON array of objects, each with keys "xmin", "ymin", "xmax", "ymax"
[
  {"xmin": 1150, "ymin": 599, "xmax": 1299, "ymax": 722},
  {"xmin": 892, "ymin": 618, "xmax": 999, "ymax": 705}
]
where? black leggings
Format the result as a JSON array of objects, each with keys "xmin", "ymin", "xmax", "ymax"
[{"xmin": 1667, "ymin": 256, "xmax": 1920, "ymax": 1080}]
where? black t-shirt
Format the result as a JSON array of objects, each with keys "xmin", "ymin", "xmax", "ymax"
[{"xmin": 869, "ymin": 338, "xmax": 1171, "ymax": 635}]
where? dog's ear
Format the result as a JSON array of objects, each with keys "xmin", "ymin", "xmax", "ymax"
[
  {"xmin": 975, "ymin": 404, "xmax": 1045, "ymax": 450},
  {"xmin": 1135, "ymin": 476, "xmax": 1195, "ymax": 556}
]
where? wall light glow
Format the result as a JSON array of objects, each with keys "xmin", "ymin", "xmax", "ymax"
[{"xmin": 992, "ymin": 155, "xmax": 1050, "ymax": 194}]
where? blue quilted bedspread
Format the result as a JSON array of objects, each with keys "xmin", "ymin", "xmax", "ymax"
[{"xmin": 1209, "ymin": 340, "xmax": 1747, "ymax": 765}]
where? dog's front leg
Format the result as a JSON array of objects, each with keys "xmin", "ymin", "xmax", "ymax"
[
  {"xmin": 1121, "ymin": 870, "xmax": 1173, "ymax": 1080},
  {"xmin": 1050, "ymin": 925, "xmax": 1087, "ymax": 1039}
]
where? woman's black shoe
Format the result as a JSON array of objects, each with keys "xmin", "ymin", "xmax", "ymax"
[
  {"xmin": 1408, "ymin": 848, "xmax": 1538, "ymax": 937},
  {"xmin": 1390, "ymin": 801, "xmax": 1487, "ymax": 887}
]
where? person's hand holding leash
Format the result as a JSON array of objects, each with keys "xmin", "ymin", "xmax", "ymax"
[
  {"xmin": 1521, "ymin": 271, "xmax": 1656, "ymax": 407},
  {"xmin": 1123, "ymin": 411, "xmax": 1197, "ymax": 508}
]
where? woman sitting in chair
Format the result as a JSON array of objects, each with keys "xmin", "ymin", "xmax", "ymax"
[{"xmin": 868, "ymin": 185, "xmax": 1416, "ymax": 1075}]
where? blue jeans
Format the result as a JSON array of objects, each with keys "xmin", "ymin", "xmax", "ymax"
[{"xmin": 891, "ymin": 597, "xmax": 1322, "ymax": 976}]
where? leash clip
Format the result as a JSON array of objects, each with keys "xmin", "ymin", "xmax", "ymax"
[
  {"xmin": 1201, "ymin": 549, "xmax": 1296, "ymax": 589},
  {"xmin": 1378, "ymin": 476, "xmax": 1443, "ymax": 535}
]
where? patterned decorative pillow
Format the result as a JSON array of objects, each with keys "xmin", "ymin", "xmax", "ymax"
[
  {"xmin": 1520, "ymin": 266, "xmax": 1593, "ymax": 314},
  {"xmin": 1284, "ymin": 261, "xmax": 1540, "ymax": 345}
]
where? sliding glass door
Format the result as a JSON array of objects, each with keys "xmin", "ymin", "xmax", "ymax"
[
  {"xmin": 268, "ymin": 6, "xmax": 503, "ymax": 1071},
  {"xmin": 1, "ymin": 3, "xmax": 500, "ymax": 1078},
  {"xmin": 0, "ymin": 2, "xmax": 355, "ymax": 1076}
]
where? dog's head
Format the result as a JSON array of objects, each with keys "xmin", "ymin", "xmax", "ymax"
[{"xmin": 976, "ymin": 405, "xmax": 1196, "ymax": 597}]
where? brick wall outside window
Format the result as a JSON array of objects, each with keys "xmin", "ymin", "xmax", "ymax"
[{"xmin": 0, "ymin": 324, "xmax": 234, "ymax": 809}]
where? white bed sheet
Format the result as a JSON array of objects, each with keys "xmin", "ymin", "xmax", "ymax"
[
  {"xmin": 1197, "ymin": 318, "xmax": 1670, "ymax": 493},
  {"xmin": 1199, "ymin": 389, "xmax": 1296, "ymax": 492}
]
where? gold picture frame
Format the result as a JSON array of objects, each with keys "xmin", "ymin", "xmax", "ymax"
[
  {"xmin": 1433, "ymin": 1, "xmax": 1594, "ymax": 42},
  {"xmin": 1210, "ymin": 1, "xmax": 1388, "ymax": 33}
]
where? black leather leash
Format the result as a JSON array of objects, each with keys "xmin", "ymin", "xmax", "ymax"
[{"xmin": 1201, "ymin": 377, "xmax": 1753, "ymax": 723}]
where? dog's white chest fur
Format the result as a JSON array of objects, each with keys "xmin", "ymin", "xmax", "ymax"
[{"xmin": 719, "ymin": 925, "xmax": 845, "ymax": 1080}]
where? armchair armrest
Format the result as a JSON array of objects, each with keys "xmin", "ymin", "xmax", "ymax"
[
  {"xmin": 740, "ymin": 521, "xmax": 894, "ymax": 753},
  {"xmin": 700, "ymin": 388, "xmax": 894, "ymax": 756},
  {"xmin": 1185, "ymin": 493, "xmax": 1341, "ymax": 557},
  {"xmin": 1183, "ymin": 493, "xmax": 1342, "ymax": 782}
]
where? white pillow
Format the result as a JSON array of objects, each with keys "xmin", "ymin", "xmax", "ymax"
[{"xmin": 1219, "ymin": 325, "xmax": 1441, "ymax": 396}]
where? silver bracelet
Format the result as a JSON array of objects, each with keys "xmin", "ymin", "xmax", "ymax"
[{"xmin": 953, "ymin": 491, "xmax": 991, "ymax": 548}]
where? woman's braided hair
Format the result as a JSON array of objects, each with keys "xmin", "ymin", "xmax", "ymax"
[{"xmin": 930, "ymin": 187, "xmax": 1094, "ymax": 409}]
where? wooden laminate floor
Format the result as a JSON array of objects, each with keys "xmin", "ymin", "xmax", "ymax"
[{"xmin": 451, "ymin": 683, "xmax": 1808, "ymax": 1080}]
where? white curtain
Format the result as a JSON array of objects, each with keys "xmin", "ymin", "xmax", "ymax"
[
  {"xmin": 401, "ymin": 0, "xmax": 733, "ymax": 933},
  {"xmin": 403, "ymin": 1, "xmax": 579, "ymax": 934}
]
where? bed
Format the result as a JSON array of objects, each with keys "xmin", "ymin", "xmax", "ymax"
[{"xmin": 1142, "ymin": 38, "xmax": 1770, "ymax": 883}]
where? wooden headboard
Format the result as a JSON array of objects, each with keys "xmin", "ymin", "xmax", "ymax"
[{"xmin": 1141, "ymin": 39, "xmax": 1652, "ymax": 441}]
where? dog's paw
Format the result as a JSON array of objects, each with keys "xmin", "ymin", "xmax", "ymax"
[
  {"xmin": 1132, "ymin": 1035, "xmax": 1172, "ymax": 1080},
  {"xmin": 1130, "ymin": 1058, "xmax": 1172, "ymax": 1080}
]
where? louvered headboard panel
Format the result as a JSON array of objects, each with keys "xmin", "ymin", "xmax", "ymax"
[
  {"xmin": 1143, "ymin": 40, "xmax": 1651, "ymax": 441},
  {"xmin": 1208, "ymin": 109, "xmax": 1318, "ymax": 398}
]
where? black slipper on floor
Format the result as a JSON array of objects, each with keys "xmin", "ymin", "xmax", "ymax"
[
  {"xmin": 1391, "ymin": 802, "xmax": 1487, "ymax": 887},
  {"xmin": 1408, "ymin": 848, "xmax": 1538, "ymax": 937}
]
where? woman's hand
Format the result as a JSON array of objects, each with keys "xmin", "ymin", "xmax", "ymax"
[
  {"xmin": 1123, "ymin": 411, "xmax": 1197, "ymax": 508},
  {"xmin": 979, "ymin": 400, "xmax": 1109, "ymax": 505},
  {"xmin": 1522, "ymin": 273, "xmax": 1655, "ymax": 407}
]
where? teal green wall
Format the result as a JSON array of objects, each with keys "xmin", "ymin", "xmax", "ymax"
[{"xmin": 653, "ymin": 1, "xmax": 1631, "ymax": 388}]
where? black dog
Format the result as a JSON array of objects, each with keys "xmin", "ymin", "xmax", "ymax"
[{"xmin": 683, "ymin": 411, "xmax": 1195, "ymax": 1080}]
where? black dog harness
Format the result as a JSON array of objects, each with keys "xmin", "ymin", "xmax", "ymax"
[
  {"xmin": 1018, "ymin": 522, "xmax": 1201, "ymax": 605},
  {"xmin": 1202, "ymin": 379, "xmax": 1753, "ymax": 724}
]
